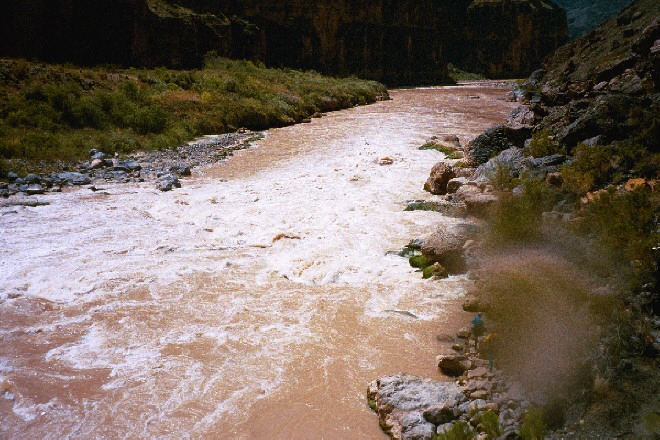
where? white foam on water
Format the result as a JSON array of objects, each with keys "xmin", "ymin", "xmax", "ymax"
[{"xmin": 0, "ymin": 85, "xmax": 515, "ymax": 437}]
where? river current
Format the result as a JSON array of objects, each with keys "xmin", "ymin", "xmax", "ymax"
[{"xmin": 0, "ymin": 84, "xmax": 515, "ymax": 439}]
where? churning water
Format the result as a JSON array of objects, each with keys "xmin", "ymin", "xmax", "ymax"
[{"xmin": 0, "ymin": 84, "xmax": 515, "ymax": 439}]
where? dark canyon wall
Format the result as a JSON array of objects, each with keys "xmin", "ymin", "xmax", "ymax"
[{"xmin": 0, "ymin": 0, "xmax": 568, "ymax": 84}]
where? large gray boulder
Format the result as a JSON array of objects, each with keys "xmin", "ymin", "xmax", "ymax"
[
  {"xmin": 368, "ymin": 375, "xmax": 463, "ymax": 440},
  {"xmin": 473, "ymin": 147, "xmax": 526, "ymax": 183}
]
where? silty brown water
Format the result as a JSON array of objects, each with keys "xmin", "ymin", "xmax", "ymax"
[{"xmin": 0, "ymin": 84, "xmax": 516, "ymax": 439}]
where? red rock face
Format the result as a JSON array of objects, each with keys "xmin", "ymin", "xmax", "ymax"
[{"xmin": 0, "ymin": 0, "xmax": 568, "ymax": 84}]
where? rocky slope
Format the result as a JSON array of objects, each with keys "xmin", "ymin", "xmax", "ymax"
[
  {"xmin": 0, "ymin": 0, "xmax": 567, "ymax": 84},
  {"xmin": 369, "ymin": 0, "xmax": 658, "ymax": 438}
]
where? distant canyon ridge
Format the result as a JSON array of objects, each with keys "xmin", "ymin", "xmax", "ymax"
[{"xmin": 0, "ymin": 0, "xmax": 570, "ymax": 84}]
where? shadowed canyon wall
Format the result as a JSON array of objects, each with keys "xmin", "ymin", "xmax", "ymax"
[{"xmin": 0, "ymin": 0, "xmax": 568, "ymax": 84}]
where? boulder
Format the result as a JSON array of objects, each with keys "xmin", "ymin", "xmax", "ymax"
[
  {"xmin": 25, "ymin": 184, "xmax": 45, "ymax": 195},
  {"xmin": 156, "ymin": 174, "xmax": 181, "ymax": 192},
  {"xmin": 465, "ymin": 192, "xmax": 499, "ymax": 217},
  {"xmin": 467, "ymin": 126, "xmax": 516, "ymax": 165},
  {"xmin": 24, "ymin": 173, "xmax": 41, "ymax": 184},
  {"xmin": 424, "ymin": 162, "xmax": 455, "ymax": 195},
  {"xmin": 473, "ymin": 147, "xmax": 525, "ymax": 182},
  {"xmin": 447, "ymin": 177, "xmax": 469, "ymax": 194},
  {"xmin": 169, "ymin": 163, "xmax": 192, "ymax": 176},
  {"xmin": 90, "ymin": 158, "xmax": 105, "ymax": 169},
  {"xmin": 89, "ymin": 149, "xmax": 106, "ymax": 160},
  {"xmin": 114, "ymin": 160, "xmax": 141, "ymax": 172},
  {"xmin": 368, "ymin": 375, "xmax": 463, "ymax": 440},
  {"xmin": 423, "ymin": 400, "xmax": 458, "ymax": 425},
  {"xmin": 51, "ymin": 172, "xmax": 91, "ymax": 186},
  {"xmin": 401, "ymin": 411, "xmax": 436, "ymax": 440},
  {"xmin": 436, "ymin": 354, "xmax": 471, "ymax": 377},
  {"xmin": 421, "ymin": 222, "xmax": 479, "ymax": 273}
]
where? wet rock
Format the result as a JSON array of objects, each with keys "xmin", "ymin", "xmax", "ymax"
[
  {"xmin": 421, "ymin": 223, "xmax": 479, "ymax": 273},
  {"xmin": 169, "ymin": 163, "xmax": 192, "ymax": 176},
  {"xmin": 423, "ymin": 400, "xmax": 458, "ymax": 425},
  {"xmin": 368, "ymin": 375, "xmax": 463, "ymax": 440},
  {"xmin": 446, "ymin": 177, "xmax": 469, "ymax": 194},
  {"xmin": 422, "ymin": 262, "xmax": 449, "ymax": 279},
  {"xmin": 437, "ymin": 354, "xmax": 471, "ymax": 377},
  {"xmin": 6, "ymin": 172, "xmax": 18, "ymax": 182},
  {"xmin": 409, "ymin": 255, "xmax": 433, "ymax": 270},
  {"xmin": 156, "ymin": 174, "xmax": 181, "ymax": 192},
  {"xmin": 26, "ymin": 184, "xmax": 45, "ymax": 195},
  {"xmin": 401, "ymin": 411, "xmax": 436, "ymax": 440},
  {"xmin": 424, "ymin": 162, "xmax": 455, "ymax": 195}
]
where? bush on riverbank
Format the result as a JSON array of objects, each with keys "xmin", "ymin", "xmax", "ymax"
[
  {"xmin": 474, "ymin": 174, "xmax": 658, "ymax": 431},
  {"xmin": 0, "ymin": 56, "xmax": 387, "ymax": 170}
]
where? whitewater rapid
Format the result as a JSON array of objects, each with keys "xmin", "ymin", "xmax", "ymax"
[{"xmin": 0, "ymin": 84, "xmax": 515, "ymax": 439}]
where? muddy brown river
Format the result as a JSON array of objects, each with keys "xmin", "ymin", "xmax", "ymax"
[{"xmin": 0, "ymin": 84, "xmax": 516, "ymax": 439}]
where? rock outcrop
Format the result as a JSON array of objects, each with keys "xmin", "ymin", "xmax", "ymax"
[{"xmin": 0, "ymin": 0, "xmax": 568, "ymax": 84}]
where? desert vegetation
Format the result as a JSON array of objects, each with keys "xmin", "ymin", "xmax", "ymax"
[
  {"xmin": 472, "ymin": 142, "xmax": 658, "ymax": 433},
  {"xmin": 0, "ymin": 55, "xmax": 386, "ymax": 172}
]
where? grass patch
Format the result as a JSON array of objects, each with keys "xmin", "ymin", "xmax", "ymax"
[
  {"xmin": 0, "ymin": 56, "xmax": 386, "ymax": 170},
  {"xmin": 447, "ymin": 63, "xmax": 486, "ymax": 82},
  {"xmin": 419, "ymin": 142, "xmax": 463, "ymax": 159}
]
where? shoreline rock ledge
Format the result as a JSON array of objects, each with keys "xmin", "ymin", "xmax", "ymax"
[{"xmin": 367, "ymin": 375, "xmax": 464, "ymax": 440}]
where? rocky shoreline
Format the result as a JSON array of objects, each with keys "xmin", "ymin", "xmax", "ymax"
[
  {"xmin": 0, "ymin": 131, "xmax": 263, "ymax": 203},
  {"xmin": 367, "ymin": 133, "xmax": 551, "ymax": 440},
  {"xmin": 368, "ymin": 1, "xmax": 659, "ymax": 437}
]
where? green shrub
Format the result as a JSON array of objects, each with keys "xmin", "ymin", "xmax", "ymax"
[
  {"xmin": 527, "ymin": 129, "xmax": 565, "ymax": 158},
  {"xmin": 489, "ymin": 162, "xmax": 518, "ymax": 191},
  {"xmin": 0, "ymin": 57, "xmax": 386, "ymax": 165},
  {"xmin": 519, "ymin": 406, "xmax": 547, "ymax": 440},
  {"xmin": 488, "ymin": 179, "xmax": 560, "ymax": 244},
  {"xmin": 480, "ymin": 410, "xmax": 501, "ymax": 438},
  {"xmin": 434, "ymin": 421, "xmax": 476, "ymax": 440},
  {"xmin": 576, "ymin": 187, "xmax": 658, "ymax": 277}
]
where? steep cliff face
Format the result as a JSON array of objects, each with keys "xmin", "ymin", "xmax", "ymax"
[
  {"xmin": 456, "ymin": 0, "xmax": 569, "ymax": 78},
  {"xmin": 0, "ymin": 0, "xmax": 568, "ymax": 84}
]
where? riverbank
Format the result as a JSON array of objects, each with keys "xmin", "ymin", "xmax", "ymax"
[
  {"xmin": 0, "ymin": 56, "xmax": 387, "ymax": 176},
  {"xmin": 369, "ymin": 2, "xmax": 658, "ymax": 437}
]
